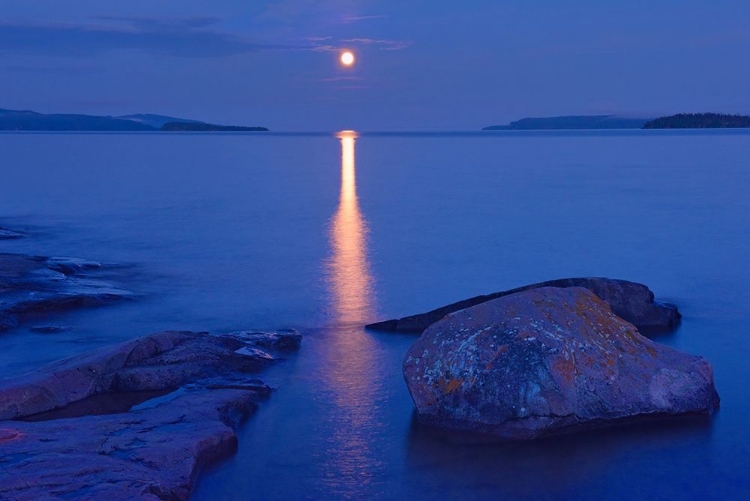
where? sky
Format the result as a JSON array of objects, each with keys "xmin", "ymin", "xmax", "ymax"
[{"xmin": 1, "ymin": 0, "xmax": 749, "ymax": 131}]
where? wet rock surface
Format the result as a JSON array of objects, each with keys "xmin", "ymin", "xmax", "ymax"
[
  {"xmin": 403, "ymin": 287, "xmax": 718, "ymax": 440},
  {"xmin": 28, "ymin": 325, "xmax": 72, "ymax": 334},
  {"xmin": 226, "ymin": 329, "xmax": 304, "ymax": 351},
  {"xmin": 0, "ymin": 253, "xmax": 132, "ymax": 332},
  {"xmin": 0, "ymin": 329, "xmax": 302, "ymax": 500},
  {"xmin": 369, "ymin": 277, "xmax": 681, "ymax": 334}
]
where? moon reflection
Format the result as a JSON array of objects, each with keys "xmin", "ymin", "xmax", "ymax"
[
  {"xmin": 328, "ymin": 130, "xmax": 376, "ymax": 325},
  {"xmin": 319, "ymin": 131, "xmax": 384, "ymax": 489}
]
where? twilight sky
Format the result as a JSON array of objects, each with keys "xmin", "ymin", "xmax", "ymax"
[{"xmin": 1, "ymin": 0, "xmax": 749, "ymax": 130}]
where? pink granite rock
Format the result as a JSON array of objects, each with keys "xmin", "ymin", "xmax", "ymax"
[
  {"xmin": 403, "ymin": 287, "xmax": 718, "ymax": 440},
  {"xmin": 0, "ymin": 329, "xmax": 302, "ymax": 499}
]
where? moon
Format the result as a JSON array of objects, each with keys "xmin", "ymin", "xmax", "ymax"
[{"xmin": 340, "ymin": 51, "xmax": 355, "ymax": 67}]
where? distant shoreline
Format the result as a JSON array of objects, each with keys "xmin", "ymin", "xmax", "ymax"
[
  {"xmin": 484, "ymin": 113, "xmax": 750, "ymax": 131},
  {"xmin": 0, "ymin": 108, "xmax": 268, "ymax": 132},
  {"xmin": 642, "ymin": 113, "xmax": 750, "ymax": 129}
]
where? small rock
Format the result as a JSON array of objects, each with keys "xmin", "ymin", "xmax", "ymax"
[
  {"xmin": 29, "ymin": 326, "xmax": 71, "ymax": 334},
  {"xmin": 0, "ymin": 227, "xmax": 24, "ymax": 239},
  {"xmin": 46, "ymin": 256, "xmax": 102, "ymax": 275},
  {"xmin": 227, "ymin": 329, "xmax": 303, "ymax": 351},
  {"xmin": 235, "ymin": 346, "xmax": 275, "ymax": 360}
]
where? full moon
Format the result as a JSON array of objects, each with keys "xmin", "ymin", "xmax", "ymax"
[{"xmin": 340, "ymin": 51, "xmax": 355, "ymax": 67}]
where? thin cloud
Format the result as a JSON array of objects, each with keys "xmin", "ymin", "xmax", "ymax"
[
  {"xmin": 318, "ymin": 76, "xmax": 364, "ymax": 82},
  {"xmin": 0, "ymin": 17, "xmax": 297, "ymax": 58},
  {"xmin": 341, "ymin": 38, "xmax": 411, "ymax": 50},
  {"xmin": 3, "ymin": 64, "xmax": 102, "ymax": 75},
  {"xmin": 92, "ymin": 15, "xmax": 223, "ymax": 31},
  {"xmin": 306, "ymin": 37, "xmax": 411, "ymax": 52},
  {"xmin": 341, "ymin": 14, "xmax": 387, "ymax": 24},
  {"xmin": 336, "ymin": 84, "xmax": 371, "ymax": 90},
  {"xmin": 308, "ymin": 44, "xmax": 339, "ymax": 53}
]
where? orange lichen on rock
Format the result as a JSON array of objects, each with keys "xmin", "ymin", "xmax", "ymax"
[{"xmin": 403, "ymin": 286, "xmax": 719, "ymax": 440}]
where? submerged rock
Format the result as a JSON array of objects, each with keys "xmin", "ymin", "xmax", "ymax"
[
  {"xmin": 0, "ymin": 329, "xmax": 302, "ymax": 500},
  {"xmin": 227, "ymin": 328, "xmax": 303, "ymax": 351},
  {"xmin": 45, "ymin": 256, "xmax": 103, "ymax": 275},
  {"xmin": 0, "ymin": 252, "xmax": 132, "ymax": 332},
  {"xmin": 403, "ymin": 287, "xmax": 718, "ymax": 440},
  {"xmin": 0, "ymin": 227, "xmax": 24, "ymax": 239},
  {"xmin": 369, "ymin": 277, "xmax": 681, "ymax": 334},
  {"xmin": 29, "ymin": 325, "xmax": 72, "ymax": 334}
]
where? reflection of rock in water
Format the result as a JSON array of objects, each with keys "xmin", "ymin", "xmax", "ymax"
[
  {"xmin": 406, "ymin": 410, "xmax": 713, "ymax": 497},
  {"xmin": 327, "ymin": 130, "xmax": 376, "ymax": 326}
]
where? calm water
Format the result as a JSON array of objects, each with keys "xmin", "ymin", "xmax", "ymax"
[{"xmin": 1, "ymin": 130, "xmax": 749, "ymax": 499}]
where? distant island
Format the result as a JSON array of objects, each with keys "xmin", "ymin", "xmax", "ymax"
[
  {"xmin": 161, "ymin": 122, "xmax": 268, "ymax": 132},
  {"xmin": 483, "ymin": 115, "xmax": 651, "ymax": 131},
  {"xmin": 643, "ymin": 113, "xmax": 750, "ymax": 129},
  {"xmin": 0, "ymin": 108, "xmax": 267, "ymax": 132}
]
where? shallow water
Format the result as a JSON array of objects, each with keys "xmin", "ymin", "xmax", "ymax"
[{"xmin": 1, "ymin": 130, "xmax": 749, "ymax": 499}]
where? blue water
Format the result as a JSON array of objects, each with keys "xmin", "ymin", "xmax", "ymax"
[{"xmin": 0, "ymin": 130, "xmax": 748, "ymax": 499}]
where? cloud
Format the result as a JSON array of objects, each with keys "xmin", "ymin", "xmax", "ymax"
[
  {"xmin": 92, "ymin": 15, "xmax": 224, "ymax": 31},
  {"xmin": 0, "ymin": 16, "xmax": 297, "ymax": 58},
  {"xmin": 2, "ymin": 64, "xmax": 102, "ymax": 75},
  {"xmin": 341, "ymin": 38, "xmax": 410, "ymax": 50},
  {"xmin": 318, "ymin": 76, "xmax": 364, "ymax": 82},
  {"xmin": 341, "ymin": 14, "xmax": 387, "ymax": 24},
  {"xmin": 306, "ymin": 37, "xmax": 411, "ymax": 52}
]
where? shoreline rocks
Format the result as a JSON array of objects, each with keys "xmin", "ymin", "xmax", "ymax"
[
  {"xmin": 0, "ymin": 329, "xmax": 302, "ymax": 500},
  {"xmin": 0, "ymin": 252, "xmax": 132, "ymax": 332},
  {"xmin": 368, "ymin": 277, "xmax": 681, "ymax": 334},
  {"xmin": 403, "ymin": 287, "xmax": 718, "ymax": 440}
]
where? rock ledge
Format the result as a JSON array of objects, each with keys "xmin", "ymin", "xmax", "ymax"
[{"xmin": 0, "ymin": 329, "xmax": 301, "ymax": 500}]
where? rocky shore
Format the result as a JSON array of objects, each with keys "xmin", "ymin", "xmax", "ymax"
[
  {"xmin": 0, "ymin": 329, "xmax": 302, "ymax": 500},
  {"xmin": 1, "ymin": 252, "xmax": 132, "ymax": 332}
]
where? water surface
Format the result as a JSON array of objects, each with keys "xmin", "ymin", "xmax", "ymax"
[{"xmin": 0, "ymin": 130, "xmax": 748, "ymax": 499}]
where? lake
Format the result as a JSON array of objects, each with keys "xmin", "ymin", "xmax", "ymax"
[{"xmin": 1, "ymin": 130, "xmax": 748, "ymax": 499}]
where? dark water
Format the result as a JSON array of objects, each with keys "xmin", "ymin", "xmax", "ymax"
[{"xmin": 0, "ymin": 130, "xmax": 748, "ymax": 500}]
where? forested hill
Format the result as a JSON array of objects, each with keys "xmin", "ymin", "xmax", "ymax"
[
  {"xmin": 0, "ymin": 108, "xmax": 267, "ymax": 132},
  {"xmin": 161, "ymin": 122, "xmax": 268, "ymax": 132},
  {"xmin": 483, "ymin": 115, "xmax": 650, "ymax": 130},
  {"xmin": 0, "ymin": 108, "xmax": 155, "ymax": 131},
  {"xmin": 643, "ymin": 113, "xmax": 750, "ymax": 129}
]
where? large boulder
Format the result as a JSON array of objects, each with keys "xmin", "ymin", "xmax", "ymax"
[
  {"xmin": 368, "ymin": 277, "xmax": 681, "ymax": 334},
  {"xmin": 403, "ymin": 287, "xmax": 718, "ymax": 440}
]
